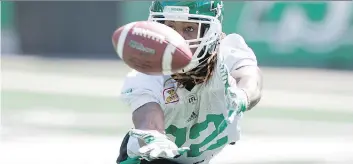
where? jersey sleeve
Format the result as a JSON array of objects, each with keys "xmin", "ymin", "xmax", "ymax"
[
  {"xmin": 219, "ymin": 33, "xmax": 258, "ymax": 71},
  {"xmin": 120, "ymin": 70, "xmax": 164, "ymax": 111}
]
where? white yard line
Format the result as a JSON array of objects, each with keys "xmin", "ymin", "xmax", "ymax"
[{"xmin": 2, "ymin": 70, "xmax": 353, "ymax": 112}]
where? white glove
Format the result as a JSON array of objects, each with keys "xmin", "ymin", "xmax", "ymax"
[
  {"xmin": 128, "ymin": 129, "xmax": 190, "ymax": 161},
  {"xmin": 227, "ymin": 86, "xmax": 248, "ymax": 115},
  {"xmin": 219, "ymin": 62, "xmax": 249, "ymax": 120}
]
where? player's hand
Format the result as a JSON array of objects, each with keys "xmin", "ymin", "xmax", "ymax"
[
  {"xmin": 226, "ymin": 86, "xmax": 248, "ymax": 115},
  {"xmin": 129, "ymin": 129, "xmax": 190, "ymax": 161},
  {"xmin": 219, "ymin": 63, "xmax": 249, "ymax": 117}
]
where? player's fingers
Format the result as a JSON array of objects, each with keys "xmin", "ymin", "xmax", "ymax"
[
  {"xmin": 140, "ymin": 155, "xmax": 153, "ymax": 162},
  {"xmin": 129, "ymin": 129, "xmax": 147, "ymax": 139},
  {"xmin": 149, "ymin": 149, "xmax": 163, "ymax": 159},
  {"xmin": 139, "ymin": 145, "xmax": 154, "ymax": 154},
  {"xmin": 164, "ymin": 149, "xmax": 176, "ymax": 158},
  {"xmin": 129, "ymin": 130, "xmax": 156, "ymax": 144},
  {"xmin": 140, "ymin": 143, "xmax": 160, "ymax": 154}
]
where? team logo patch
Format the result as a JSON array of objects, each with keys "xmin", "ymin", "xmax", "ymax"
[{"xmin": 163, "ymin": 87, "xmax": 179, "ymax": 104}]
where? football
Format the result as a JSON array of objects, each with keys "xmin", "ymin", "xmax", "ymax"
[{"xmin": 112, "ymin": 21, "xmax": 193, "ymax": 75}]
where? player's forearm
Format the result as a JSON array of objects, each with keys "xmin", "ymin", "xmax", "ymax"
[
  {"xmin": 231, "ymin": 66, "xmax": 263, "ymax": 110},
  {"xmin": 132, "ymin": 102, "xmax": 165, "ymax": 133}
]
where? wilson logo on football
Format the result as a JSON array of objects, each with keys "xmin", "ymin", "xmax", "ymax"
[{"xmin": 128, "ymin": 40, "xmax": 156, "ymax": 55}]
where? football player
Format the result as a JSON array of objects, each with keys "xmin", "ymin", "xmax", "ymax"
[{"xmin": 117, "ymin": 1, "xmax": 263, "ymax": 164}]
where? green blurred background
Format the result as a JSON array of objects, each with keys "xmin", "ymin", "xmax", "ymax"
[
  {"xmin": 1, "ymin": 1, "xmax": 353, "ymax": 164},
  {"xmin": 2, "ymin": 1, "xmax": 353, "ymax": 69}
]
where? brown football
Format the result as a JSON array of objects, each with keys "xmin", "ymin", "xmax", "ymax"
[{"xmin": 112, "ymin": 21, "xmax": 192, "ymax": 75}]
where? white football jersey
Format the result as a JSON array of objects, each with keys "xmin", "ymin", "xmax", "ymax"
[{"xmin": 121, "ymin": 34, "xmax": 257, "ymax": 164}]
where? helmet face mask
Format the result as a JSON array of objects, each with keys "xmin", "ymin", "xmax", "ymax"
[{"xmin": 148, "ymin": 0, "xmax": 224, "ymax": 73}]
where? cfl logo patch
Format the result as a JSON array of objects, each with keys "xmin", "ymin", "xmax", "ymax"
[{"xmin": 188, "ymin": 94, "xmax": 198, "ymax": 104}]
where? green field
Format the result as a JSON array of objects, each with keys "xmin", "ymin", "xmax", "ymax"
[{"xmin": 2, "ymin": 56, "xmax": 353, "ymax": 164}]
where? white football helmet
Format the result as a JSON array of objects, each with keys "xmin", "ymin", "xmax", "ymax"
[{"xmin": 148, "ymin": 0, "xmax": 224, "ymax": 73}]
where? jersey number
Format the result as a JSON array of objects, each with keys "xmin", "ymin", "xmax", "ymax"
[{"xmin": 165, "ymin": 114, "xmax": 228, "ymax": 157}]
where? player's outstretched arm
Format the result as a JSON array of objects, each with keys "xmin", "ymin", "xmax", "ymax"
[
  {"xmin": 132, "ymin": 102, "xmax": 165, "ymax": 133},
  {"xmin": 120, "ymin": 71, "xmax": 190, "ymax": 161},
  {"xmin": 129, "ymin": 102, "xmax": 190, "ymax": 161},
  {"xmin": 231, "ymin": 65, "xmax": 263, "ymax": 110},
  {"xmin": 220, "ymin": 34, "xmax": 263, "ymax": 111}
]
